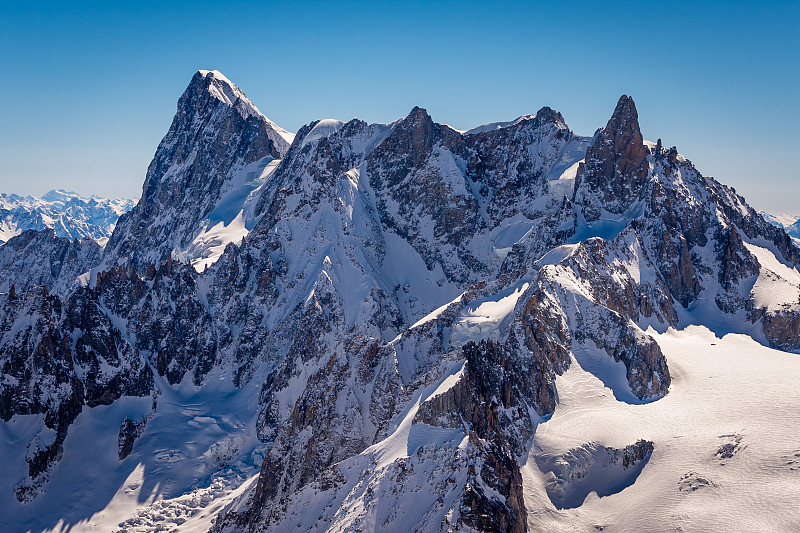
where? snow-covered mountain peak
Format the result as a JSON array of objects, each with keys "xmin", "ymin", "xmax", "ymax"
[
  {"xmin": 197, "ymin": 68, "xmax": 232, "ymax": 83},
  {"xmin": 39, "ymin": 189, "xmax": 80, "ymax": 202},
  {"xmin": 299, "ymin": 118, "xmax": 347, "ymax": 148},
  {"xmin": 0, "ymin": 190, "xmax": 135, "ymax": 245},
  {"xmin": 187, "ymin": 69, "xmax": 295, "ymax": 144},
  {"xmin": 762, "ymin": 211, "xmax": 800, "ymax": 242},
  {"xmin": 465, "ymin": 106, "xmax": 568, "ymax": 136},
  {"xmin": 193, "ymin": 69, "xmax": 256, "ymax": 115},
  {"xmin": 465, "ymin": 114, "xmax": 537, "ymax": 135},
  {"xmin": 104, "ymin": 70, "xmax": 297, "ymax": 271}
]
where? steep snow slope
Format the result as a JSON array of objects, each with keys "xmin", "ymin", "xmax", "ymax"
[
  {"xmin": 175, "ymin": 158, "xmax": 282, "ymax": 271},
  {"xmin": 212, "ymin": 96, "xmax": 800, "ymax": 531},
  {"xmin": 220, "ymin": 326, "xmax": 799, "ymax": 533},
  {"xmin": 0, "ymin": 190, "xmax": 134, "ymax": 245},
  {"xmin": 0, "ymin": 371, "xmax": 266, "ymax": 533},
  {"xmin": 3, "ymin": 327, "xmax": 794, "ymax": 533}
]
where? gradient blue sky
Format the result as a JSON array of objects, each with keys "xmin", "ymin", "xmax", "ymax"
[{"xmin": 1, "ymin": 1, "xmax": 798, "ymax": 214}]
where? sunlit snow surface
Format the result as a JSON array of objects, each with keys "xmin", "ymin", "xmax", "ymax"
[
  {"xmin": 177, "ymin": 157, "xmax": 282, "ymax": 271},
  {"xmin": 0, "ymin": 190, "xmax": 135, "ymax": 245},
  {"xmin": 449, "ymin": 282, "xmax": 529, "ymax": 348},
  {"xmin": 0, "ymin": 370, "xmax": 266, "ymax": 533},
  {"xmin": 742, "ymin": 241, "xmax": 800, "ymax": 312},
  {"xmin": 222, "ymin": 326, "xmax": 800, "ymax": 532},
  {"xmin": 524, "ymin": 326, "xmax": 800, "ymax": 532}
]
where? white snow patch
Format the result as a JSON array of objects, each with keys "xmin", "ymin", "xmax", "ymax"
[
  {"xmin": 364, "ymin": 360, "xmax": 466, "ymax": 469},
  {"xmin": 449, "ymin": 283, "xmax": 529, "ymax": 348},
  {"xmin": 523, "ymin": 326, "xmax": 800, "ymax": 532},
  {"xmin": 465, "ymin": 114, "xmax": 537, "ymax": 135},
  {"xmin": 0, "ymin": 369, "xmax": 266, "ymax": 533},
  {"xmin": 742, "ymin": 241, "xmax": 800, "ymax": 311},
  {"xmin": 300, "ymin": 119, "xmax": 345, "ymax": 149}
]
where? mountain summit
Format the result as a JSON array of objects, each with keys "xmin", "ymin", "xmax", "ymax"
[
  {"xmin": 573, "ymin": 94, "xmax": 649, "ymax": 221},
  {"xmin": 103, "ymin": 69, "xmax": 294, "ymax": 271}
]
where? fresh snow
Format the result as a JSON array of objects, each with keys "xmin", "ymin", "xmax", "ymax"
[
  {"xmin": 760, "ymin": 211, "xmax": 800, "ymax": 229},
  {"xmin": 0, "ymin": 190, "xmax": 135, "ymax": 245},
  {"xmin": 523, "ymin": 326, "xmax": 800, "ymax": 532},
  {"xmin": 299, "ymin": 119, "xmax": 346, "ymax": 149},
  {"xmin": 0, "ymin": 369, "xmax": 267, "ymax": 533},
  {"xmin": 229, "ymin": 326, "xmax": 800, "ymax": 532},
  {"xmin": 363, "ymin": 359, "xmax": 467, "ymax": 469},
  {"xmin": 176, "ymin": 157, "xmax": 281, "ymax": 271},
  {"xmin": 742, "ymin": 241, "xmax": 800, "ymax": 312},
  {"xmin": 449, "ymin": 282, "xmax": 529, "ymax": 348},
  {"xmin": 465, "ymin": 114, "xmax": 537, "ymax": 135},
  {"xmin": 196, "ymin": 70, "xmax": 294, "ymax": 144}
]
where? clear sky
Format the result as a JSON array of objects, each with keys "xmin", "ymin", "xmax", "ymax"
[{"xmin": 1, "ymin": 1, "xmax": 798, "ymax": 214}]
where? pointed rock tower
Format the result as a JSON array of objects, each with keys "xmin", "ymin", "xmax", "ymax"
[
  {"xmin": 104, "ymin": 70, "xmax": 294, "ymax": 271},
  {"xmin": 573, "ymin": 95, "xmax": 649, "ymax": 221}
]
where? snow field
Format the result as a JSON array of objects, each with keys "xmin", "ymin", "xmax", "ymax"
[{"xmin": 523, "ymin": 325, "xmax": 800, "ymax": 532}]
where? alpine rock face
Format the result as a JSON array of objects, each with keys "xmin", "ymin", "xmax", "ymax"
[
  {"xmin": 104, "ymin": 69, "xmax": 294, "ymax": 273},
  {"xmin": 0, "ymin": 191, "xmax": 133, "ymax": 298},
  {"xmin": 0, "ymin": 229, "xmax": 103, "ymax": 297},
  {"xmin": 1, "ymin": 72, "xmax": 799, "ymax": 533}
]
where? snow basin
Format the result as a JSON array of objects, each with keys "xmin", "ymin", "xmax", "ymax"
[{"xmin": 449, "ymin": 282, "xmax": 529, "ymax": 348}]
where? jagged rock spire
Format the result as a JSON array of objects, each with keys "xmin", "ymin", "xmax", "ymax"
[
  {"xmin": 573, "ymin": 95, "xmax": 649, "ymax": 221},
  {"xmin": 377, "ymin": 106, "xmax": 437, "ymax": 171}
]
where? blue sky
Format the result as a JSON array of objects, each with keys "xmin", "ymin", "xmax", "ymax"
[{"xmin": 1, "ymin": 0, "xmax": 798, "ymax": 214}]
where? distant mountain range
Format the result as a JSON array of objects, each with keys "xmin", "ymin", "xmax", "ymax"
[
  {"xmin": 761, "ymin": 211, "xmax": 800, "ymax": 241},
  {"xmin": 0, "ymin": 189, "xmax": 135, "ymax": 245}
]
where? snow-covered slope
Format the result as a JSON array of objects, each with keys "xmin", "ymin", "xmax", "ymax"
[
  {"xmin": 1, "ymin": 73, "xmax": 799, "ymax": 533},
  {"xmin": 0, "ymin": 190, "xmax": 134, "ymax": 245},
  {"xmin": 221, "ymin": 326, "xmax": 800, "ymax": 533},
  {"xmin": 524, "ymin": 326, "xmax": 800, "ymax": 532},
  {"xmin": 788, "ymin": 220, "xmax": 800, "ymax": 241}
]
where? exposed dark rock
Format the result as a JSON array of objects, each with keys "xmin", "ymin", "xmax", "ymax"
[
  {"xmin": 460, "ymin": 435, "xmax": 527, "ymax": 533},
  {"xmin": 0, "ymin": 229, "xmax": 102, "ymax": 297},
  {"xmin": 105, "ymin": 70, "xmax": 291, "ymax": 272},
  {"xmin": 573, "ymin": 95, "xmax": 649, "ymax": 221},
  {"xmin": 4, "ymin": 78, "xmax": 800, "ymax": 527},
  {"xmin": 118, "ymin": 415, "xmax": 149, "ymax": 460},
  {"xmin": 761, "ymin": 310, "xmax": 800, "ymax": 351}
]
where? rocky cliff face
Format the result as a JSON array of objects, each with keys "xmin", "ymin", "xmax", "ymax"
[
  {"xmin": 0, "ymin": 229, "xmax": 102, "ymax": 297},
  {"xmin": 573, "ymin": 95, "xmax": 649, "ymax": 222},
  {"xmin": 1, "ymin": 71, "xmax": 799, "ymax": 531},
  {"xmin": 104, "ymin": 70, "xmax": 294, "ymax": 272}
]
